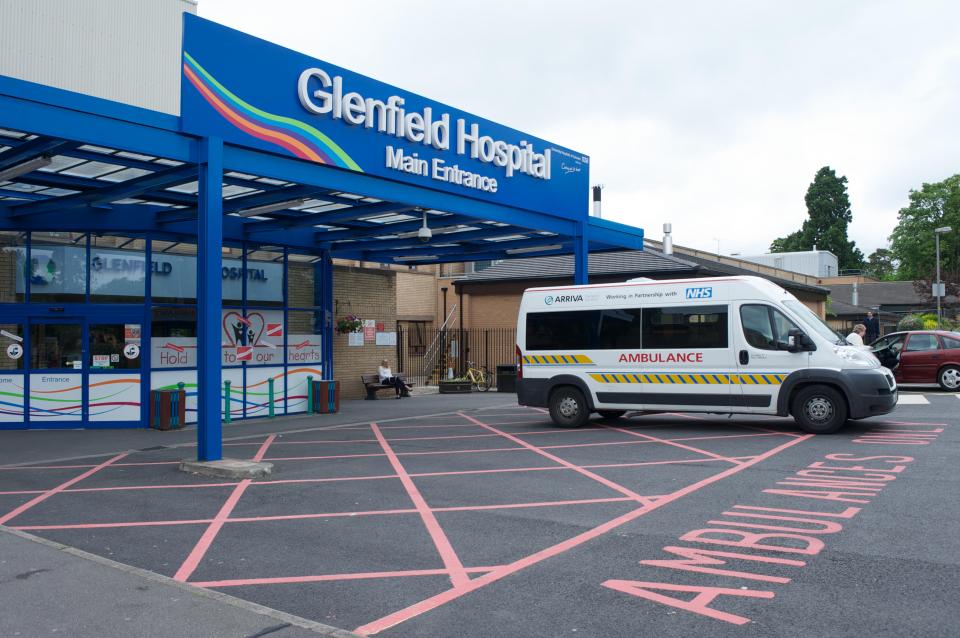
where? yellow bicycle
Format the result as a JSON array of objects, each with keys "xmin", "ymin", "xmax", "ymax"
[{"xmin": 465, "ymin": 361, "xmax": 493, "ymax": 392}]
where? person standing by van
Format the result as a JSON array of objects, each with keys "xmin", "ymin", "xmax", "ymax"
[
  {"xmin": 846, "ymin": 324, "xmax": 869, "ymax": 350},
  {"xmin": 864, "ymin": 311, "xmax": 880, "ymax": 344}
]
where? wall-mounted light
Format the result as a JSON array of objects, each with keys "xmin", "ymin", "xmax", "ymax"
[
  {"xmin": 234, "ymin": 197, "xmax": 310, "ymax": 217},
  {"xmin": 0, "ymin": 155, "xmax": 54, "ymax": 181}
]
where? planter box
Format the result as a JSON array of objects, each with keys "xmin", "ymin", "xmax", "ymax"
[{"xmin": 438, "ymin": 381, "xmax": 472, "ymax": 394}]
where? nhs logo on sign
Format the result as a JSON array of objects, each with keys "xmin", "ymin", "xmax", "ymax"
[{"xmin": 685, "ymin": 287, "xmax": 713, "ymax": 299}]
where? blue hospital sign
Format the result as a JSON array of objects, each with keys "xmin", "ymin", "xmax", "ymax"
[
  {"xmin": 179, "ymin": 15, "xmax": 589, "ymax": 218},
  {"xmin": 685, "ymin": 287, "xmax": 714, "ymax": 299}
]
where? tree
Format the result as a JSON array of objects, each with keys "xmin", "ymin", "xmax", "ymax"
[
  {"xmin": 770, "ymin": 166, "xmax": 864, "ymax": 271},
  {"xmin": 889, "ymin": 174, "xmax": 960, "ymax": 281},
  {"xmin": 864, "ymin": 248, "xmax": 897, "ymax": 280}
]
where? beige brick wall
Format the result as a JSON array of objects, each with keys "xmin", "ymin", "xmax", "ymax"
[
  {"xmin": 332, "ymin": 265, "xmax": 398, "ymax": 400},
  {"xmin": 397, "ymin": 270, "xmax": 437, "ymax": 321}
]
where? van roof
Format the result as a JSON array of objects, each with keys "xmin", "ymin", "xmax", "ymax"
[{"xmin": 524, "ymin": 275, "xmax": 782, "ymax": 294}]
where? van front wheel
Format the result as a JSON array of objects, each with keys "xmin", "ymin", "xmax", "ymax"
[
  {"xmin": 791, "ymin": 385, "xmax": 847, "ymax": 434},
  {"xmin": 549, "ymin": 387, "xmax": 589, "ymax": 428}
]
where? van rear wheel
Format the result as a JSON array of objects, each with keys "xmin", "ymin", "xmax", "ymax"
[
  {"xmin": 549, "ymin": 386, "xmax": 589, "ymax": 428},
  {"xmin": 597, "ymin": 410, "xmax": 627, "ymax": 421},
  {"xmin": 791, "ymin": 385, "xmax": 847, "ymax": 434}
]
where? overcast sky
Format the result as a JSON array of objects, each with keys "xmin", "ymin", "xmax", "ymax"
[{"xmin": 199, "ymin": 0, "xmax": 959, "ymax": 258}]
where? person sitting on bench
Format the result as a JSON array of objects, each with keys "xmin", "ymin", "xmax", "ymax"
[{"xmin": 378, "ymin": 359, "xmax": 411, "ymax": 398}]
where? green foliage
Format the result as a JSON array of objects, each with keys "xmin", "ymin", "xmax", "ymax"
[
  {"xmin": 889, "ymin": 174, "xmax": 960, "ymax": 281},
  {"xmin": 770, "ymin": 166, "xmax": 864, "ymax": 271},
  {"xmin": 864, "ymin": 248, "xmax": 898, "ymax": 281},
  {"xmin": 897, "ymin": 314, "xmax": 925, "ymax": 331},
  {"xmin": 897, "ymin": 312, "xmax": 959, "ymax": 331}
]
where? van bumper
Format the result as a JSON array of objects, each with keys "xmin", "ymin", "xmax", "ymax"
[
  {"xmin": 517, "ymin": 378, "xmax": 549, "ymax": 408},
  {"xmin": 846, "ymin": 368, "xmax": 898, "ymax": 419}
]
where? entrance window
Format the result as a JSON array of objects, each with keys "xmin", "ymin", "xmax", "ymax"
[
  {"xmin": 30, "ymin": 323, "xmax": 82, "ymax": 369},
  {"xmin": 245, "ymin": 248, "xmax": 284, "ymax": 307},
  {"xmin": 0, "ymin": 323, "xmax": 24, "ymax": 370},
  {"xmin": 151, "ymin": 307, "xmax": 196, "ymax": 369},
  {"xmin": 151, "ymin": 240, "xmax": 197, "ymax": 304},
  {"xmin": 0, "ymin": 231, "xmax": 26, "ymax": 303},
  {"xmin": 90, "ymin": 324, "xmax": 141, "ymax": 369},
  {"xmin": 90, "ymin": 236, "xmax": 146, "ymax": 303},
  {"xmin": 29, "ymin": 232, "xmax": 87, "ymax": 303}
]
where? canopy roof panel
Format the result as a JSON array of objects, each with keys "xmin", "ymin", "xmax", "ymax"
[{"xmin": 0, "ymin": 74, "xmax": 644, "ymax": 262}]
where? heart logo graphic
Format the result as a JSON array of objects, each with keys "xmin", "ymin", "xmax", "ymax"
[{"xmin": 222, "ymin": 311, "xmax": 267, "ymax": 347}]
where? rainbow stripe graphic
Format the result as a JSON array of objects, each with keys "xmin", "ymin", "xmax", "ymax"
[
  {"xmin": 0, "ymin": 377, "xmax": 141, "ymax": 419},
  {"xmin": 182, "ymin": 52, "xmax": 361, "ymax": 170}
]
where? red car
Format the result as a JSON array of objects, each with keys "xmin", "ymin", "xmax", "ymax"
[{"xmin": 870, "ymin": 330, "xmax": 960, "ymax": 390}]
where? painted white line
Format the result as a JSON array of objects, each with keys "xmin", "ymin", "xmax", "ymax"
[{"xmin": 897, "ymin": 395, "xmax": 930, "ymax": 405}]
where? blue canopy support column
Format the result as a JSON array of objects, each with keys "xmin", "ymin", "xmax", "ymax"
[
  {"xmin": 574, "ymin": 222, "xmax": 589, "ymax": 285},
  {"xmin": 318, "ymin": 250, "xmax": 334, "ymax": 380},
  {"xmin": 197, "ymin": 137, "xmax": 223, "ymax": 462}
]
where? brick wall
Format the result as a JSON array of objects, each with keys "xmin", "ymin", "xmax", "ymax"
[
  {"xmin": 332, "ymin": 265, "xmax": 398, "ymax": 400},
  {"xmin": 396, "ymin": 270, "xmax": 437, "ymax": 322}
]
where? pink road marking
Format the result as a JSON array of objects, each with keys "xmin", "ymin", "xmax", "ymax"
[
  {"xmin": 174, "ymin": 480, "xmax": 253, "ymax": 582},
  {"xmin": 602, "ymin": 424, "xmax": 745, "ymax": 465},
  {"xmin": 13, "ymin": 518, "xmax": 213, "ymax": 531},
  {"xmin": 11, "ymin": 496, "xmax": 641, "ymax": 533},
  {"xmin": 252, "ymin": 435, "xmax": 276, "ymax": 462},
  {"xmin": 371, "ymin": 423, "xmax": 470, "ymax": 589},
  {"xmin": 0, "ymin": 464, "xmax": 100, "ymax": 471},
  {"xmin": 263, "ymin": 431, "xmax": 777, "ymax": 463},
  {"xmin": 881, "ymin": 420, "xmax": 948, "ymax": 426},
  {"xmin": 191, "ymin": 566, "xmax": 501, "ymax": 589},
  {"xmin": 732, "ymin": 423, "xmax": 804, "ymax": 438},
  {"xmin": 0, "ymin": 453, "xmax": 128, "ymax": 526},
  {"xmin": 458, "ymin": 413, "xmax": 655, "ymax": 506},
  {"xmin": 354, "ymin": 433, "xmax": 813, "ymax": 636},
  {"xmin": 173, "ymin": 435, "xmax": 276, "ymax": 582}
]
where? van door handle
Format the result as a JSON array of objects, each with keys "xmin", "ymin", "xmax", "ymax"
[{"xmin": 739, "ymin": 350, "xmax": 749, "ymax": 365}]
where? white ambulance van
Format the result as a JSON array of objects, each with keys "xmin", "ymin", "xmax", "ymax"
[{"xmin": 516, "ymin": 276, "xmax": 897, "ymax": 433}]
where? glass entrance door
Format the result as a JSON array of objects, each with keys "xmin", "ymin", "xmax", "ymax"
[
  {"xmin": 28, "ymin": 319, "xmax": 85, "ymax": 423},
  {"xmin": 86, "ymin": 319, "xmax": 143, "ymax": 425},
  {"xmin": 22, "ymin": 313, "xmax": 144, "ymax": 428}
]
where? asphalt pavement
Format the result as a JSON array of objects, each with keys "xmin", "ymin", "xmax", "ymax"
[{"xmin": 1, "ymin": 391, "xmax": 957, "ymax": 637}]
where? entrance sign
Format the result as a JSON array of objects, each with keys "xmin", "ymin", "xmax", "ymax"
[{"xmin": 180, "ymin": 15, "xmax": 589, "ymax": 218}]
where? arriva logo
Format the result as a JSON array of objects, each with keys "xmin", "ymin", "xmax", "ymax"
[
  {"xmin": 544, "ymin": 296, "xmax": 554, "ymax": 305},
  {"xmin": 685, "ymin": 287, "xmax": 713, "ymax": 299}
]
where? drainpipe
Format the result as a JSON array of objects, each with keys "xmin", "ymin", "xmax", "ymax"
[{"xmin": 663, "ymin": 223, "xmax": 673, "ymax": 255}]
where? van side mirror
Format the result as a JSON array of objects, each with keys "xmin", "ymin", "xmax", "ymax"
[{"xmin": 787, "ymin": 329, "xmax": 814, "ymax": 353}]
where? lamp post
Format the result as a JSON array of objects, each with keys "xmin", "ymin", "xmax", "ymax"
[{"xmin": 935, "ymin": 226, "xmax": 952, "ymax": 327}]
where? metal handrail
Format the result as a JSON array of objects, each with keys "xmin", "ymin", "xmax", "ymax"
[{"xmin": 420, "ymin": 303, "xmax": 457, "ymax": 382}]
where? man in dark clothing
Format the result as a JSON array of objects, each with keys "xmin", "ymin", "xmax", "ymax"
[{"xmin": 864, "ymin": 311, "xmax": 880, "ymax": 344}]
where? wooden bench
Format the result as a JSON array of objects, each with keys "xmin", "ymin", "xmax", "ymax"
[{"xmin": 361, "ymin": 374, "xmax": 415, "ymax": 400}]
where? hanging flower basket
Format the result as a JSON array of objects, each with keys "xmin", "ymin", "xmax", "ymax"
[{"xmin": 336, "ymin": 314, "xmax": 363, "ymax": 334}]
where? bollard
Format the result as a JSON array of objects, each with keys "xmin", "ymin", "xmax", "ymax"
[
  {"xmin": 306, "ymin": 375, "xmax": 314, "ymax": 414},
  {"xmin": 268, "ymin": 377, "xmax": 275, "ymax": 418},
  {"xmin": 224, "ymin": 379, "xmax": 231, "ymax": 423},
  {"xmin": 170, "ymin": 382, "xmax": 186, "ymax": 429}
]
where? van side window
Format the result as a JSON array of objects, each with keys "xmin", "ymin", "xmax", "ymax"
[
  {"xmin": 526, "ymin": 310, "xmax": 601, "ymax": 350},
  {"xmin": 526, "ymin": 309, "xmax": 644, "ymax": 350},
  {"xmin": 642, "ymin": 305, "xmax": 728, "ymax": 349},
  {"xmin": 740, "ymin": 304, "xmax": 799, "ymax": 350}
]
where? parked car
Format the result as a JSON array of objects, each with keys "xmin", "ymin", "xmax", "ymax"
[{"xmin": 870, "ymin": 330, "xmax": 960, "ymax": 390}]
